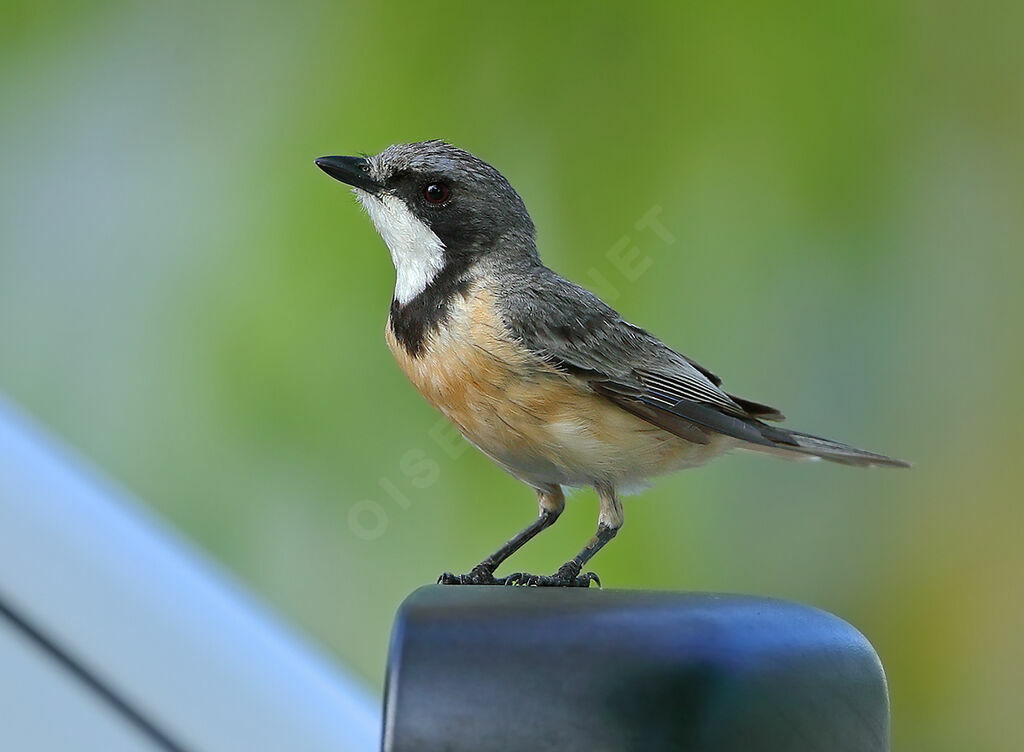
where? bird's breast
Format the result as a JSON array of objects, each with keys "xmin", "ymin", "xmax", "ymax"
[
  {"xmin": 385, "ymin": 282, "xmax": 727, "ymax": 487},
  {"xmin": 386, "ymin": 283, "xmax": 563, "ymax": 424}
]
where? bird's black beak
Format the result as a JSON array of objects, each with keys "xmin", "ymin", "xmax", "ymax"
[{"xmin": 314, "ymin": 155, "xmax": 383, "ymax": 193}]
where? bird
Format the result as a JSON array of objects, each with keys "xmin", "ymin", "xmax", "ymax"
[{"xmin": 315, "ymin": 140, "xmax": 908, "ymax": 587}]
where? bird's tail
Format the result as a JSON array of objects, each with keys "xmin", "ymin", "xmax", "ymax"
[{"xmin": 756, "ymin": 426, "xmax": 910, "ymax": 468}]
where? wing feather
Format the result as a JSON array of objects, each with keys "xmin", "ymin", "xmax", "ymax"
[
  {"xmin": 494, "ymin": 265, "xmax": 907, "ymax": 468},
  {"xmin": 497, "ymin": 266, "xmax": 783, "ymax": 446}
]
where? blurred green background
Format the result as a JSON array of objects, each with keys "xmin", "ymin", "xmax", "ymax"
[{"xmin": 1, "ymin": 1, "xmax": 1021, "ymax": 749}]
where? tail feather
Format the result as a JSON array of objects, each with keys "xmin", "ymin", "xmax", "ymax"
[
  {"xmin": 760, "ymin": 426, "xmax": 910, "ymax": 468},
  {"xmin": 729, "ymin": 394, "xmax": 786, "ymax": 422}
]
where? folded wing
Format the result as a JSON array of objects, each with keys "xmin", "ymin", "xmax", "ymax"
[{"xmin": 499, "ymin": 268, "xmax": 907, "ymax": 468}]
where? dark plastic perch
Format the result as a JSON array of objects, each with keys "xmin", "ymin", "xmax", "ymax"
[{"xmin": 382, "ymin": 586, "xmax": 888, "ymax": 752}]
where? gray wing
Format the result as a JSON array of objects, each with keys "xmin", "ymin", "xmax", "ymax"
[
  {"xmin": 498, "ymin": 266, "xmax": 794, "ymax": 450},
  {"xmin": 497, "ymin": 265, "xmax": 909, "ymax": 467}
]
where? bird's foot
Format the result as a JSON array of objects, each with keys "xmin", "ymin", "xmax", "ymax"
[
  {"xmin": 503, "ymin": 562, "xmax": 600, "ymax": 588},
  {"xmin": 437, "ymin": 565, "xmax": 503, "ymax": 585}
]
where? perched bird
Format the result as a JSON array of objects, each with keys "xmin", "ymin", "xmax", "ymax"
[{"xmin": 315, "ymin": 140, "xmax": 907, "ymax": 587}]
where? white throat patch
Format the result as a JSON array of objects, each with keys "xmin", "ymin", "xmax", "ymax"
[{"xmin": 355, "ymin": 190, "xmax": 446, "ymax": 304}]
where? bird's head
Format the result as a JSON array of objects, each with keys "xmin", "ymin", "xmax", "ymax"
[{"xmin": 316, "ymin": 140, "xmax": 536, "ymax": 304}]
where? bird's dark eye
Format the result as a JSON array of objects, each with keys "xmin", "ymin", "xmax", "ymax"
[{"xmin": 423, "ymin": 182, "xmax": 450, "ymax": 204}]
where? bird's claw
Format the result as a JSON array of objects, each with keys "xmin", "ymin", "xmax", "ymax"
[
  {"xmin": 437, "ymin": 565, "xmax": 502, "ymax": 585},
  {"xmin": 503, "ymin": 564, "xmax": 601, "ymax": 588}
]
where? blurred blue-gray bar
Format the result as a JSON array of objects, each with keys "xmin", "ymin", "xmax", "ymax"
[{"xmin": 0, "ymin": 395, "xmax": 380, "ymax": 752}]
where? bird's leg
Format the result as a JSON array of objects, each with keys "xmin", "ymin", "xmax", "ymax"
[
  {"xmin": 505, "ymin": 483, "xmax": 623, "ymax": 588},
  {"xmin": 438, "ymin": 487, "xmax": 564, "ymax": 585}
]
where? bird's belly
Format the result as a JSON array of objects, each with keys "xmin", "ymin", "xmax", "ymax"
[
  {"xmin": 386, "ymin": 289, "xmax": 731, "ymax": 490},
  {"xmin": 471, "ymin": 393, "xmax": 731, "ymax": 490}
]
